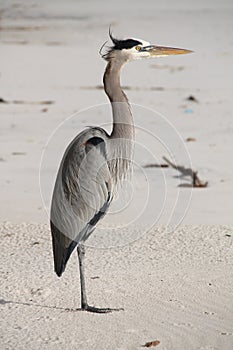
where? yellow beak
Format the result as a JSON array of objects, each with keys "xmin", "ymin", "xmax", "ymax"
[{"xmin": 148, "ymin": 45, "xmax": 193, "ymax": 57}]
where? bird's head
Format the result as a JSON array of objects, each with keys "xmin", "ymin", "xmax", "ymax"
[{"xmin": 102, "ymin": 31, "xmax": 192, "ymax": 62}]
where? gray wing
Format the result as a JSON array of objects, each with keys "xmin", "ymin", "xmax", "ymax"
[{"xmin": 50, "ymin": 127, "xmax": 112, "ymax": 276}]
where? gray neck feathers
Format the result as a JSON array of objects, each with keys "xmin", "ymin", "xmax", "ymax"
[{"xmin": 103, "ymin": 52, "xmax": 134, "ymax": 184}]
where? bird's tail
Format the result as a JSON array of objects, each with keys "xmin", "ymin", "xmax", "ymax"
[{"xmin": 50, "ymin": 220, "xmax": 78, "ymax": 277}]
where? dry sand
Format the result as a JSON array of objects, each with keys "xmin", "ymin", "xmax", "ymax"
[
  {"xmin": 0, "ymin": 0, "xmax": 233, "ymax": 349},
  {"xmin": 1, "ymin": 223, "xmax": 233, "ymax": 349}
]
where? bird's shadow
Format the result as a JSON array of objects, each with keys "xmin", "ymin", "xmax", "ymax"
[
  {"xmin": 0, "ymin": 298, "xmax": 77, "ymax": 312},
  {"xmin": 0, "ymin": 298, "xmax": 121, "ymax": 313}
]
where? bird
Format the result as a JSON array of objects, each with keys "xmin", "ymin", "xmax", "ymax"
[{"xmin": 50, "ymin": 30, "xmax": 192, "ymax": 313}]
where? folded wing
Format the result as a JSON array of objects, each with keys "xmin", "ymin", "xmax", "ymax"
[{"xmin": 50, "ymin": 128, "xmax": 112, "ymax": 276}]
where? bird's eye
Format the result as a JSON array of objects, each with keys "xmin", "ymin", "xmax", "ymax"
[{"xmin": 135, "ymin": 46, "xmax": 141, "ymax": 51}]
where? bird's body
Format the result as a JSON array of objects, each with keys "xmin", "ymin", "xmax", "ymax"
[
  {"xmin": 51, "ymin": 127, "xmax": 111, "ymax": 276},
  {"xmin": 50, "ymin": 31, "xmax": 192, "ymax": 312}
]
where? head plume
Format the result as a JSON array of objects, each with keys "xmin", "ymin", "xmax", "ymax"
[{"xmin": 100, "ymin": 27, "xmax": 143, "ymax": 61}]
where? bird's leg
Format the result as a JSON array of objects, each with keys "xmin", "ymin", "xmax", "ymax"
[
  {"xmin": 77, "ymin": 244, "xmax": 123, "ymax": 313},
  {"xmin": 77, "ymin": 244, "xmax": 88, "ymax": 309}
]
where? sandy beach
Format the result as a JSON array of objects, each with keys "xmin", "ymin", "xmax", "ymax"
[
  {"xmin": 1, "ymin": 223, "xmax": 233, "ymax": 349},
  {"xmin": 0, "ymin": 0, "xmax": 233, "ymax": 349}
]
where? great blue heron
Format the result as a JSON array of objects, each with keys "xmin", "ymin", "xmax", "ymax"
[{"xmin": 50, "ymin": 31, "xmax": 192, "ymax": 313}]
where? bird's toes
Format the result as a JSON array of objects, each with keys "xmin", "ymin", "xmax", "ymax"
[{"xmin": 81, "ymin": 304, "xmax": 123, "ymax": 313}]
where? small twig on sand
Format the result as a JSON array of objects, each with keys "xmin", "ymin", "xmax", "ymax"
[
  {"xmin": 142, "ymin": 340, "xmax": 160, "ymax": 347},
  {"xmin": 163, "ymin": 156, "xmax": 208, "ymax": 188},
  {"xmin": 0, "ymin": 98, "xmax": 8, "ymax": 103},
  {"xmin": 143, "ymin": 163, "xmax": 168, "ymax": 168},
  {"xmin": 12, "ymin": 100, "xmax": 54, "ymax": 105},
  {"xmin": 0, "ymin": 97, "xmax": 54, "ymax": 105},
  {"xmin": 186, "ymin": 95, "xmax": 199, "ymax": 103},
  {"xmin": 192, "ymin": 171, "xmax": 208, "ymax": 188}
]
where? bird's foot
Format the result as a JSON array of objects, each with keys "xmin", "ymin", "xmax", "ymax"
[{"xmin": 81, "ymin": 304, "xmax": 123, "ymax": 313}]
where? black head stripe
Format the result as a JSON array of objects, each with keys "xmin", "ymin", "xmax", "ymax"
[
  {"xmin": 113, "ymin": 38, "xmax": 142, "ymax": 50},
  {"xmin": 109, "ymin": 31, "xmax": 142, "ymax": 50}
]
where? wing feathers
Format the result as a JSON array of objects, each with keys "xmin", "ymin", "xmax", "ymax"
[{"xmin": 50, "ymin": 128, "xmax": 112, "ymax": 276}]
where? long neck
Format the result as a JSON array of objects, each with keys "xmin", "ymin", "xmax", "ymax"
[
  {"xmin": 103, "ymin": 57, "xmax": 134, "ymax": 140},
  {"xmin": 103, "ymin": 55, "xmax": 134, "ymax": 184}
]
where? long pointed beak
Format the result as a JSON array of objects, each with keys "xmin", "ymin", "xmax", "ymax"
[{"xmin": 147, "ymin": 45, "xmax": 193, "ymax": 57}]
